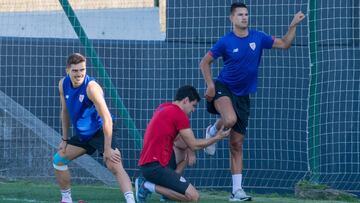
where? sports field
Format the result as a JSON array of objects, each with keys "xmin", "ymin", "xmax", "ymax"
[{"xmin": 0, "ymin": 181, "xmax": 358, "ymax": 203}]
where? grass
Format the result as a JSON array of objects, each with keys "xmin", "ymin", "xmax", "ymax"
[{"xmin": 0, "ymin": 181, "xmax": 359, "ymax": 203}]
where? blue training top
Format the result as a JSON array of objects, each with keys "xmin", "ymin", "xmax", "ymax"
[
  {"xmin": 209, "ymin": 29, "xmax": 274, "ymax": 96},
  {"xmin": 62, "ymin": 75, "xmax": 102, "ymax": 141}
]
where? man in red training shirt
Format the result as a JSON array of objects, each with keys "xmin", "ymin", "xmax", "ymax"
[{"xmin": 136, "ymin": 85, "xmax": 230, "ymax": 202}]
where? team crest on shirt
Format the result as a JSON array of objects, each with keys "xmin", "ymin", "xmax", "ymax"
[
  {"xmin": 249, "ymin": 42, "xmax": 256, "ymax": 50},
  {"xmin": 179, "ymin": 176, "xmax": 186, "ymax": 183},
  {"xmin": 79, "ymin": 94, "xmax": 84, "ymax": 102}
]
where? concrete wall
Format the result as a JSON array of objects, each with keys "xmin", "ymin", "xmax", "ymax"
[
  {"xmin": 0, "ymin": 0, "xmax": 155, "ymax": 12},
  {"xmin": 0, "ymin": 8, "xmax": 165, "ymax": 40}
]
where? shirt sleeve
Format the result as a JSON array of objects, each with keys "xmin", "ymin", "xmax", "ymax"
[
  {"xmin": 175, "ymin": 110, "xmax": 190, "ymax": 131},
  {"xmin": 209, "ymin": 37, "xmax": 225, "ymax": 59},
  {"xmin": 260, "ymin": 31, "xmax": 275, "ymax": 49}
]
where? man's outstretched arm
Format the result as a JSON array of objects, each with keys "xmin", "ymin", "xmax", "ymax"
[
  {"xmin": 273, "ymin": 11, "xmax": 306, "ymax": 49},
  {"xmin": 179, "ymin": 127, "xmax": 230, "ymax": 151}
]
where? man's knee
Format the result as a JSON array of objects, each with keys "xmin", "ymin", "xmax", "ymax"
[
  {"xmin": 53, "ymin": 152, "xmax": 71, "ymax": 171},
  {"xmin": 185, "ymin": 185, "xmax": 199, "ymax": 202},
  {"xmin": 230, "ymin": 136, "xmax": 244, "ymax": 153},
  {"xmin": 106, "ymin": 160, "xmax": 123, "ymax": 175},
  {"xmin": 221, "ymin": 114, "xmax": 237, "ymax": 128}
]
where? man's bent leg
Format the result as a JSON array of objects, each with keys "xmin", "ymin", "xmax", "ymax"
[
  {"xmin": 155, "ymin": 184, "xmax": 199, "ymax": 202},
  {"xmin": 204, "ymin": 96, "xmax": 237, "ymax": 155},
  {"xmin": 210, "ymin": 96, "xmax": 238, "ymax": 137},
  {"xmin": 105, "ymin": 150, "xmax": 135, "ymax": 203},
  {"xmin": 214, "ymin": 96, "xmax": 237, "ymax": 129},
  {"xmin": 53, "ymin": 152, "xmax": 71, "ymax": 189},
  {"xmin": 174, "ymin": 149, "xmax": 188, "ymax": 174},
  {"xmin": 140, "ymin": 161, "xmax": 196, "ymax": 202},
  {"xmin": 53, "ymin": 144, "xmax": 86, "ymax": 203},
  {"xmin": 173, "ymin": 137, "xmax": 195, "ymax": 174}
]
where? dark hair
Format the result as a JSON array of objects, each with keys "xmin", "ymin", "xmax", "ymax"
[
  {"xmin": 230, "ymin": 2, "xmax": 247, "ymax": 14},
  {"xmin": 174, "ymin": 85, "xmax": 201, "ymax": 102},
  {"xmin": 67, "ymin": 53, "xmax": 86, "ymax": 67}
]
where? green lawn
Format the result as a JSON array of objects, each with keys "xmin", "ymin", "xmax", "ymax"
[{"xmin": 0, "ymin": 181, "xmax": 358, "ymax": 203}]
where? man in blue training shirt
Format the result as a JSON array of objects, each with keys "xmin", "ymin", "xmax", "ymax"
[
  {"xmin": 52, "ymin": 53, "xmax": 135, "ymax": 203},
  {"xmin": 200, "ymin": 2, "xmax": 305, "ymax": 201}
]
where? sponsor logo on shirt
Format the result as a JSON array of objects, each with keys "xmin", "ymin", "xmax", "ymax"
[
  {"xmin": 249, "ymin": 42, "xmax": 256, "ymax": 50},
  {"xmin": 79, "ymin": 94, "xmax": 84, "ymax": 102},
  {"xmin": 65, "ymin": 95, "xmax": 69, "ymax": 99},
  {"xmin": 217, "ymin": 91, "xmax": 222, "ymax": 95},
  {"xmin": 233, "ymin": 48, "xmax": 239, "ymax": 53}
]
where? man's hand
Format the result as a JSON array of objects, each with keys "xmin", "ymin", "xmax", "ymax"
[
  {"xmin": 215, "ymin": 126, "xmax": 231, "ymax": 139},
  {"xmin": 205, "ymin": 85, "xmax": 216, "ymax": 102},
  {"xmin": 290, "ymin": 11, "xmax": 305, "ymax": 27},
  {"xmin": 104, "ymin": 148, "xmax": 122, "ymax": 164},
  {"xmin": 58, "ymin": 140, "xmax": 67, "ymax": 154}
]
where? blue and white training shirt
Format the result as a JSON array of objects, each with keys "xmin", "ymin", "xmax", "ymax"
[
  {"xmin": 62, "ymin": 75, "xmax": 102, "ymax": 141},
  {"xmin": 209, "ymin": 29, "xmax": 274, "ymax": 96}
]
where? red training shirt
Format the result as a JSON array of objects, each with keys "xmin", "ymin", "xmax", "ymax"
[{"xmin": 138, "ymin": 102, "xmax": 190, "ymax": 167}]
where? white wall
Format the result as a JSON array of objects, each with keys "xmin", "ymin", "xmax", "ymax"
[{"xmin": 0, "ymin": 8, "xmax": 165, "ymax": 40}]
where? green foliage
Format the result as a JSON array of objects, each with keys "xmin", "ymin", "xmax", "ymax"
[
  {"xmin": 296, "ymin": 180, "xmax": 329, "ymax": 190},
  {"xmin": 295, "ymin": 180, "xmax": 359, "ymax": 202}
]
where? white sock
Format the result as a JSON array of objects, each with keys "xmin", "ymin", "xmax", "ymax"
[
  {"xmin": 232, "ymin": 174, "xmax": 243, "ymax": 194},
  {"xmin": 209, "ymin": 124, "xmax": 218, "ymax": 136},
  {"xmin": 61, "ymin": 188, "xmax": 72, "ymax": 203},
  {"xmin": 144, "ymin": 181, "xmax": 156, "ymax": 193},
  {"xmin": 124, "ymin": 191, "xmax": 136, "ymax": 203}
]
